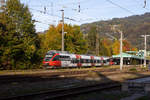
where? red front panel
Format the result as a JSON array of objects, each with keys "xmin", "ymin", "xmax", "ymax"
[
  {"xmin": 49, "ymin": 53, "xmax": 61, "ymax": 67},
  {"xmin": 50, "ymin": 61, "xmax": 61, "ymax": 67}
]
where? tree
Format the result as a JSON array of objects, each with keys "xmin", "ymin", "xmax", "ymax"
[
  {"xmin": 42, "ymin": 24, "xmax": 87, "ymax": 55},
  {"xmin": 100, "ymin": 38, "xmax": 113, "ymax": 56},
  {"xmin": 0, "ymin": 0, "xmax": 40, "ymax": 69},
  {"xmin": 86, "ymin": 26, "xmax": 97, "ymax": 55},
  {"xmin": 112, "ymin": 40, "xmax": 120, "ymax": 55},
  {"xmin": 65, "ymin": 25, "xmax": 87, "ymax": 54},
  {"xmin": 42, "ymin": 25, "xmax": 61, "ymax": 52}
]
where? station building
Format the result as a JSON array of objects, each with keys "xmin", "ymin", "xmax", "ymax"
[{"xmin": 112, "ymin": 52, "xmax": 146, "ymax": 65}]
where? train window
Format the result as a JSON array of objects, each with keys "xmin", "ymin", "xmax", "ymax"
[
  {"xmin": 86, "ymin": 59, "xmax": 88, "ymax": 63},
  {"xmin": 71, "ymin": 59, "xmax": 73, "ymax": 63},
  {"xmin": 71, "ymin": 58, "xmax": 76, "ymax": 63},
  {"xmin": 75, "ymin": 59, "xmax": 78, "ymax": 63},
  {"xmin": 94, "ymin": 60, "xmax": 96, "ymax": 63},
  {"xmin": 59, "ymin": 56, "xmax": 70, "ymax": 61},
  {"xmin": 103, "ymin": 60, "xmax": 106, "ymax": 63},
  {"xmin": 83, "ymin": 59, "xmax": 86, "ymax": 63},
  {"xmin": 81, "ymin": 59, "xmax": 84, "ymax": 63},
  {"xmin": 77, "ymin": 59, "xmax": 80, "ymax": 63},
  {"xmin": 52, "ymin": 55, "xmax": 59, "ymax": 61},
  {"xmin": 97, "ymin": 60, "xmax": 99, "ymax": 63},
  {"xmin": 91, "ymin": 59, "xmax": 94, "ymax": 63},
  {"xmin": 99, "ymin": 60, "xmax": 102, "ymax": 63},
  {"xmin": 44, "ymin": 57, "xmax": 52, "ymax": 61},
  {"xmin": 65, "ymin": 56, "xmax": 70, "ymax": 61}
]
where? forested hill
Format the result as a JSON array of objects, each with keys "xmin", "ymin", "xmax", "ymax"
[{"xmin": 80, "ymin": 13, "xmax": 150, "ymax": 49}]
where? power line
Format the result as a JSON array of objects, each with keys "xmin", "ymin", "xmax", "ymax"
[
  {"xmin": 33, "ymin": 19, "xmax": 50, "ymax": 25},
  {"xmin": 105, "ymin": 0, "xmax": 135, "ymax": 14},
  {"xmin": 29, "ymin": 8, "xmax": 77, "ymax": 22},
  {"xmin": 134, "ymin": 0, "xmax": 150, "ymax": 11}
]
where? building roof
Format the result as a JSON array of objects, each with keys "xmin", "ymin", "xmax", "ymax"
[{"xmin": 112, "ymin": 53, "xmax": 144, "ymax": 59}]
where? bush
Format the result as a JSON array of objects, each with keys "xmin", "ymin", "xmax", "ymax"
[{"xmin": 129, "ymin": 67, "xmax": 137, "ymax": 72}]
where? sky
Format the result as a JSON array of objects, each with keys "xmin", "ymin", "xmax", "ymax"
[{"xmin": 20, "ymin": 0, "xmax": 150, "ymax": 32}]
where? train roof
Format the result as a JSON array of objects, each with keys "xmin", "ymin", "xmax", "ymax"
[
  {"xmin": 47, "ymin": 50, "xmax": 70, "ymax": 54},
  {"xmin": 46, "ymin": 50, "xmax": 111, "ymax": 59}
]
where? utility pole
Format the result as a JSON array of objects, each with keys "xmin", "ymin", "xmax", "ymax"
[
  {"xmin": 141, "ymin": 34, "xmax": 150, "ymax": 67},
  {"xmin": 112, "ymin": 25, "xmax": 123, "ymax": 70},
  {"xmin": 120, "ymin": 30, "xmax": 123, "ymax": 70},
  {"xmin": 61, "ymin": 9, "xmax": 64, "ymax": 51}
]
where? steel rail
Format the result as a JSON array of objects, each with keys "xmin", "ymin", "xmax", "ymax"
[{"xmin": 1, "ymin": 82, "xmax": 121, "ymax": 100}]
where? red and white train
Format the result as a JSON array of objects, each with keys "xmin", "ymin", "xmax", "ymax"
[{"xmin": 43, "ymin": 50, "xmax": 113, "ymax": 68}]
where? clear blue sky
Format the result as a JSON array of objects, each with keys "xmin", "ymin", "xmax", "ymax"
[{"xmin": 20, "ymin": 0, "xmax": 150, "ymax": 32}]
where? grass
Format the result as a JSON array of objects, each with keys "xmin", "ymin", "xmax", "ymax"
[
  {"xmin": 129, "ymin": 67, "xmax": 137, "ymax": 72},
  {"xmin": 0, "ymin": 65, "xmax": 120, "ymax": 75}
]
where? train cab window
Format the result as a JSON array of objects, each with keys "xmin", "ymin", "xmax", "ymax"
[
  {"xmin": 52, "ymin": 55, "xmax": 59, "ymax": 61},
  {"xmin": 44, "ymin": 57, "xmax": 52, "ymax": 61}
]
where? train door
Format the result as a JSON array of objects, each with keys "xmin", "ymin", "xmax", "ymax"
[
  {"xmin": 101, "ymin": 57, "xmax": 104, "ymax": 66},
  {"xmin": 76, "ymin": 55, "xmax": 81, "ymax": 67}
]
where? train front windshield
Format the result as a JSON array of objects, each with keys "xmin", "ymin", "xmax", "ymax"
[
  {"xmin": 44, "ymin": 57, "xmax": 52, "ymax": 61},
  {"xmin": 44, "ymin": 54, "xmax": 53, "ymax": 61}
]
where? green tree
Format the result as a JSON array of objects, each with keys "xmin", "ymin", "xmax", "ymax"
[
  {"xmin": 0, "ymin": 0, "xmax": 40, "ymax": 69},
  {"xmin": 65, "ymin": 25, "xmax": 87, "ymax": 54},
  {"xmin": 86, "ymin": 26, "xmax": 97, "ymax": 55}
]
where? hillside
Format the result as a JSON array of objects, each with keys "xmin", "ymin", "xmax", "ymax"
[{"xmin": 81, "ymin": 13, "xmax": 150, "ymax": 49}]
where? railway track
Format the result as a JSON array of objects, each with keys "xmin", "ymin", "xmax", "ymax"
[
  {"xmin": 1, "ymin": 82, "xmax": 121, "ymax": 100},
  {"xmin": 0, "ymin": 68, "xmax": 148, "ymax": 84},
  {"xmin": 0, "ymin": 68, "xmax": 118, "ymax": 84}
]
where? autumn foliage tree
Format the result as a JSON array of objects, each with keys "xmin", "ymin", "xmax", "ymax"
[{"xmin": 41, "ymin": 24, "xmax": 88, "ymax": 56}]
